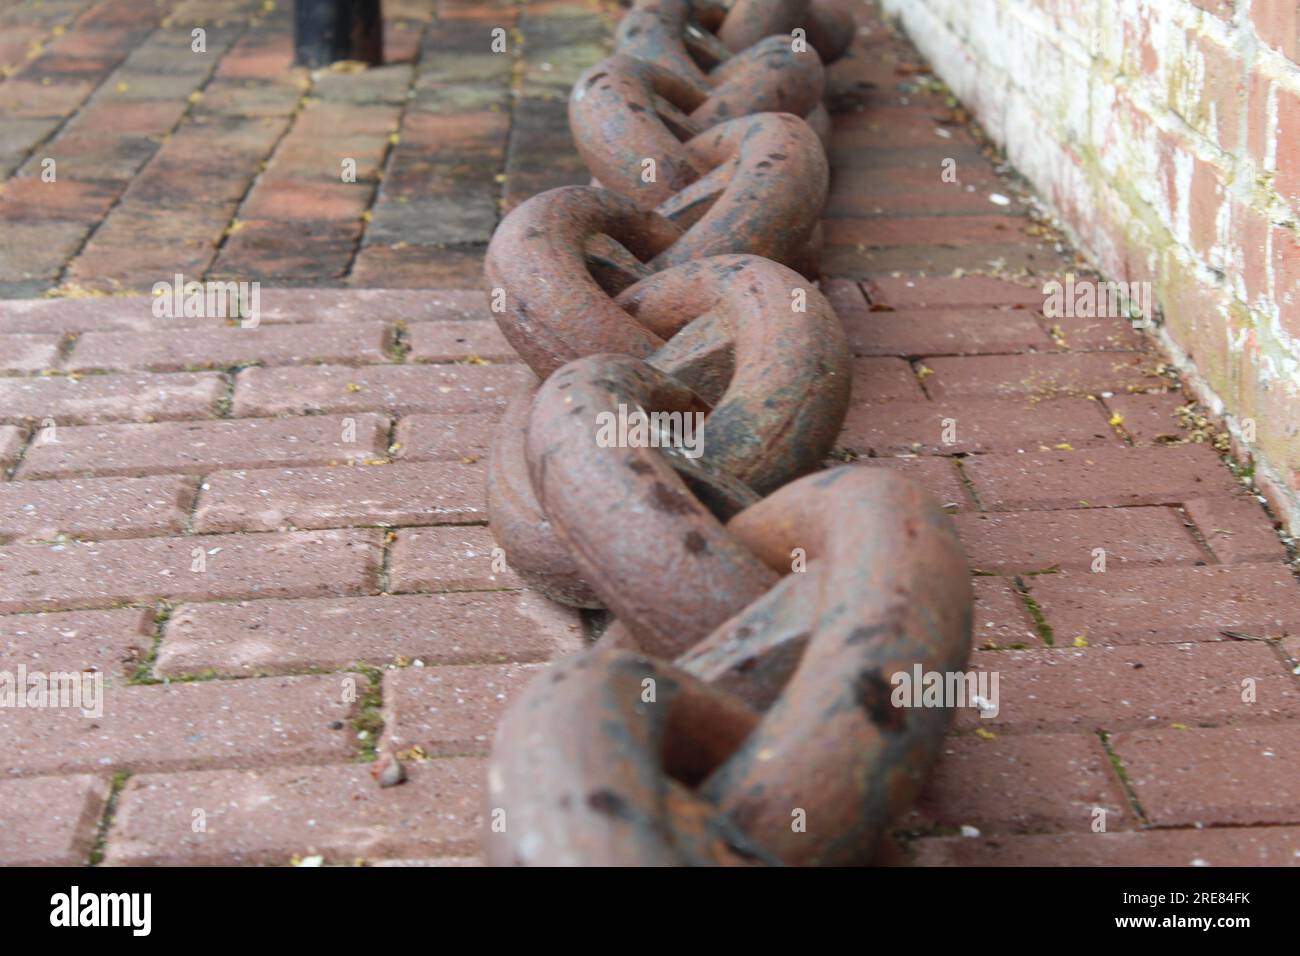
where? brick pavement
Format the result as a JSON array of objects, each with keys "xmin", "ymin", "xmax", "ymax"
[{"xmin": 1, "ymin": 1, "xmax": 1298, "ymax": 867}]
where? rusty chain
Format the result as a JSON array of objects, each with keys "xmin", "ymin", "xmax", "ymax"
[{"xmin": 479, "ymin": 0, "xmax": 973, "ymax": 865}]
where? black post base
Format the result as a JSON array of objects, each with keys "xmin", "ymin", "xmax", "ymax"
[{"xmin": 293, "ymin": 0, "xmax": 384, "ymax": 69}]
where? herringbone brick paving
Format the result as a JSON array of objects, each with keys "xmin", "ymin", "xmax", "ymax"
[{"xmin": 1, "ymin": 0, "xmax": 1297, "ymax": 866}]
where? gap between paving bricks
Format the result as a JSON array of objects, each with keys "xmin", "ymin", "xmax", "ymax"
[
  {"xmin": 378, "ymin": 528, "xmax": 397, "ymax": 594},
  {"xmin": 495, "ymin": 11, "xmax": 526, "ymax": 219},
  {"xmin": 128, "ymin": 603, "xmax": 170, "ymax": 684},
  {"xmin": 1097, "ymin": 732, "xmax": 1149, "ymax": 827},
  {"xmin": 339, "ymin": 23, "xmax": 434, "ymax": 282},
  {"xmin": 948, "ymin": 455, "xmax": 985, "ymax": 510},
  {"xmin": 88, "ymin": 771, "xmax": 130, "ymax": 866},
  {"xmin": 387, "ymin": 322, "xmax": 413, "ymax": 362},
  {"xmin": 1173, "ymin": 504, "xmax": 1229, "ymax": 566}
]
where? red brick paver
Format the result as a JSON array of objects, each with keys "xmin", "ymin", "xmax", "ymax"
[
  {"xmin": 0, "ymin": 775, "xmax": 111, "ymax": 867},
  {"xmin": 1112, "ymin": 724, "xmax": 1300, "ymax": 827},
  {"xmin": 839, "ymin": 396, "xmax": 1118, "ymax": 456},
  {"xmin": 0, "ymin": 371, "xmax": 225, "ymax": 425},
  {"xmin": 955, "ymin": 506, "xmax": 1207, "ymax": 573},
  {"xmin": 231, "ymin": 364, "xmax": 524, "ymax": 417},
  {"xmin": 157, "ymin": 592, "xmax": 581, "ymax": 677},
  {"xmin": 65, "ymin": 322, "xmax": 393, "ymax": 372},
  {"xmin": 17, "ymin": 413, "xmax": 391, "ymax": 479},
  {"xmin": 905, "ymin": 733, "xmax": 1132, "ymax": 835},
  {"xmin": 960, "ymin": 445, "xmax": 1243, "ymax": 510},
  {"xmin": 0, "ymin": 528, "xmax": 381, "ymax": 612},
  {"xmin": 2, "ymin": 673, "xmax": 357, "ymax": 778},
  {"xmin": 953, "ymin": 642, "xmax": 1300, "ymax": 735},
  {"xmin": 103, "ymin": 759, "xmax": 484, "ymax": 866},
  {"xmin": 192, "ymin": 461, "xmax": 486, "ymax": 533},
  {"xmin": 2, "ymin": 606, "xmax": 152, "ymax": 676},
  {"xmin": 0, "ymin": 473, "xmax": 197, "ymax": 542},
  {"xmin": 1027, "ymin": 565, "xmax": 1300, "ymax": 645},
  {"xmin": 381, "ymin": 663, "xmax": 540, "ymax": 758}
]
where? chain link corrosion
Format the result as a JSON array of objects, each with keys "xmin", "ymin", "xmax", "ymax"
[{"xmin": 480, "ymin": 0, "xmax": 973, "ymax": 866}]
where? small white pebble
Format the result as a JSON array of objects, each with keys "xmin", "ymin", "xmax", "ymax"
[{"xmin": 989, "ymin": 193, "xmax": 1011, "ymax": 206}]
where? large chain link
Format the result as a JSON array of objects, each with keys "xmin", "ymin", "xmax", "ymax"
[{"xmin": 479, "ymin": 0, "xmax": 972, "ymax": 866}]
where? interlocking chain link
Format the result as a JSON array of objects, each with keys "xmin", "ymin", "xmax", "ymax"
[
  {"xmin": 488, "ymin": 468, "xmax": 972, "ymax": 865},
  {"xmin": 480, "ymin": 0, "xmax": 973, "ymax": 866}
]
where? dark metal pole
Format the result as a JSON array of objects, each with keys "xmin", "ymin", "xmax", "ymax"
[{"xmin": 293, "ymin": 0, "xmax": 384, "ymax": 68}]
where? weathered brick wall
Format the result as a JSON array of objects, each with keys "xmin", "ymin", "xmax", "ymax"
[{"xmin": 882, "ymin": 0, "xmax": 1300, "ymax": 533}]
